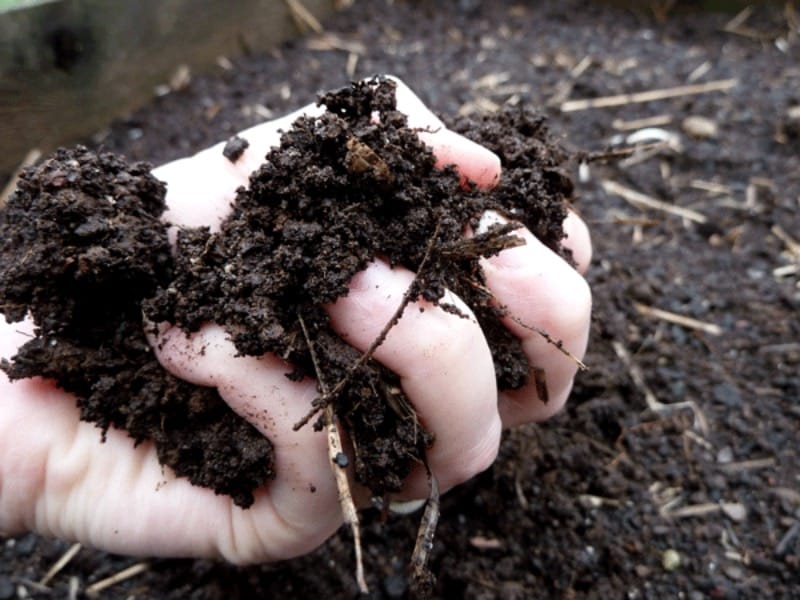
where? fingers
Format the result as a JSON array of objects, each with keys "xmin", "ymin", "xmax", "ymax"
[
  {"xmin": 389, "ymin": 76, "xmax": 501, "ymax": 189},
  {"xmin": 148, "ymin": 323, "xmax": 344, "ymax": 558},
  {"xmin": 326, "ymin": 260, "xmax": 502, "ymax": 498},
  {"xmin": 0, "ymin": 315, "xmax": 342, "ymax": 563},
  {"xmin": 151, "ymin": 104, "xmax": 322, "ymax": 234},
  {"xmin": 563, "ymin": 209, "xmax": 593, "ymax": 274},
  {"xmin": 152, "ymin": 77, "xmax": 501, "ymax": 237},
  {"xmin": 478, "ymin": 212, "xmax": 592, "ymax": 427}
]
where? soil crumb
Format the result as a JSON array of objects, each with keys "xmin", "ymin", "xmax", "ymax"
[{"xmin": 0, "ymin": 78, "xmax": 575, "ymax": 505}]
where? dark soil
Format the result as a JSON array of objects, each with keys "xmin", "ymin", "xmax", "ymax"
[
  {"xmin": 1, "ymin": 77, "xmax": 573, "ymax": 508},
  {"xmin": 2, "ymin": 0, "xmax": 799, "ymax": 598},
  {"xmin": 0, "ymin": 146, "xmax": 274, "ymax": 508}
]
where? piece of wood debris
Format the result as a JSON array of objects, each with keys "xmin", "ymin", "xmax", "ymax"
[
  {"xmin": 85, "ymin": 562, "xmax": 149, "ymax": 597},
  {"xmin": 691, "ymin": 179, "xmax": 733, "ymax": 196},
  {"xmin": 687, "ymin": 61, "xmax": 712, "ymax": 83},
  {"xmin": 663, "ymin": 501, "xmax": 746, "ymax": 522},
  {"xmin": 306, "ymin": 32, "xmax": 365, "ymax": 54},
  {"xmin": 561, "ymin": 79, "xmax": 738, "ymax": 112},
  {"xmin": 634, "ymin": 302, "xmax": 722, "ymax": 336},
  {"xmin": 285, "ymin": 0, "xmax": 324, "ymax": 34},
  {"xmin": 612, "ymin": 340, "xmax": 709, "ymax": 435},
  {"xmin": 0, "ymin": 148, "xmax": 42, "ymax": 209},
  {"xmin": 772, "ymin": 225, "xmax": 800, "ymax": 258},
  {"xmin": 601, "ymin": 179, "xmax": 708, "ymax": 224},
  {"xmin": 346, "ymin": 52, "xmax": 359, "ymax": 78},
  {"xmin": 469, "ymin": 536, "xmax": 504, "ymax": 550},
  {"xmin": 39, "ymin": 543, "xmax": 81, "ymax": 586},
  {"xmin": 682, "ymin": 116, "xmax": 718, "ymax": 139},
  {"xmin": 612, "ymin": 115, "xmax": 673, "ymax": 131},
  {"xmin": 718, "ymin": 457, "xmax": 777, "ymax": 474}
]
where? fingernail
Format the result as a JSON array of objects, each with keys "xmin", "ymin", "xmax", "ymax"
[{"xmin": 475, "ymin": 210, "xmax": 506, "ymax": 235}]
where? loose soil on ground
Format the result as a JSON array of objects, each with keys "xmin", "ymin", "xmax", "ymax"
[{"xmin": 1, "ymin": 1, "xmax": 798, "ymax": 598}]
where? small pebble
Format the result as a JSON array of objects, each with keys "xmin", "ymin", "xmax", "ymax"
[
  {"xmin": 662, "ymin": 548, "xmax": 681, "ymax": 571},
  {"xmin": 721, "ymin": 502, "xmax": 747, "ymax": 523}
]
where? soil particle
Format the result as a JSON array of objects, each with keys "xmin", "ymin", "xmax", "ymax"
[{"xmin": 222, "ymin": 135, "xmax": 250, "ymax": 163}]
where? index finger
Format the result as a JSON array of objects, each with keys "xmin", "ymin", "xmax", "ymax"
[{"xmin": 151, "ymin": 77, "xmax": 501, "ymax": 234}]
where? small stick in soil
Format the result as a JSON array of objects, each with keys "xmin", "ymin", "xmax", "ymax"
[
  {"xmin": 39, "ymin": 542, "xmax": 81, "ymax": 586},
  {"xmin": 293, "ymin": 216, "xmax": 445, "ymax": 431},
  {"xmin": 576, "ymin": 141, "xmax": 671, "ymax": 164},
  {"xmin": 297, "ymin": 313, "xmax": 368, "ymax": 594},
  {"xmin": 633, "ymin": 302, "xmax": 722, "ymax": 336},
  {"xmin": 284, "ymin": 0, "xmax": 324, "ymax": 34},
  {"xmin": 0, "ymin": 148, "xmax": 41, "ymax": 209},
  {"xmin": 85, "ymin": 562, "xmax": 149, "ymax": 597},
  {"xmin": 411, "ymin": 467, "xmax": 441, "ymax": 592},
  {"xmin": 611, "ymin": 340, "xmax": 709, "ymax": 435},
  {"xmin": 464, "ymin": 278, "xmax": 588, "ymax": 370},
  {"xmin": 560, "ymin": 78, "xmax": 738, "ymax": 112},
  {"xmin": 601, "ymin": 179, "xmax": 708, "ymax": 224}
]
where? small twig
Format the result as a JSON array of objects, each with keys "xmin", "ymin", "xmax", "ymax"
[
  {"xmin": 577, "ymin": 141, "xmax": 671, "ymax": 164},
  {"xmin": 466, "ymin": 278, "xmax": 587, "ymax": 370},
  {"xmin": 85, "ymin": 562, "xmax": 149, "ymax": 597},
  {"xmin": 411, "ymin": 468, "xmax": 440, "ymax": 587},
  {"xmin": 284, "ymin": 0, "xmax": 324, "ymax": 34},
  {"xmin": 0, "ymin": 148, "xmax": 42, "ymax": 209},
  {"xmin": 718, "ymin": 457, "xmax": 776, "ymax": 474},
  {"xmin": 776, "ymin": 521, "xmax": 800, "ymax": 557},
  {"xmin": 601, "ymin": 179, "xmax": 708, "ymax": 224},
  {"xmin": 612, "ymin": 115, "xmax": 674, "ymax": 131},
  {"xmin": 506, "ymin": 311, "xmax": 587, "ymax": 370},
  {"xmin": 634, "ymin": 302, "xmax": 722, "ymax": 336},
  {"xmin": 293, "ymin": 217, "xmax": 445, "ymax": 430},
  {"xmin": 772, "ymin": 225, "xmax": 800, "ymax": 258},
  {"xmin": 560, "ymin": 78, "xmax": 737, "ymax": 112},
  {"xmin": 297, "ymin": 313, "xmax": 368, "ymax": 594},
  {"xmin": 39, "ymin": 542, "xmax": 81, "ymax": 586},
  {"xmin": 612, "ymin": 340, "xmax": 709, "ymax": 435}
]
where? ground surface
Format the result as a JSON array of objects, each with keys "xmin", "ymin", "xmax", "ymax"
[{"xmin": 1, "ymin": 1, "xmax": 798, "ymax": 598}]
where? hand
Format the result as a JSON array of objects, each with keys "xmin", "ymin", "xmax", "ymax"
[{"xmin": 0, "ymin": 78, "xmax": 591, "ymax": 563}]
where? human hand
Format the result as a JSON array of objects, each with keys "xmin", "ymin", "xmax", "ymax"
[{"xmin": 0, "ymin": 78, "xmax": 591, "ymax": 563}]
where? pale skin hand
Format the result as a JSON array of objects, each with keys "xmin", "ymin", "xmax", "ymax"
[{"xmin": 0, "ymin": 79, "xmax": 592, "ymax": 564}]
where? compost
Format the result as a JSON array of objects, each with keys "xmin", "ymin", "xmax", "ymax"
[{"xmin": 1, "ymin": 1, "xmax": 798, "ymax": 598}]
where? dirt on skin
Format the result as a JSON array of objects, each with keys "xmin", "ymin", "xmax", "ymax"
[
  {"xmin": 1, "ymin": 1, "xmax": 799, "ymax": 598},
  {"xmin": 0, "ymin": 79, "xmax": 574, "ymax": 507},
  {"xmin": 0, "ymin": 147, "xmax": 274, "ymax": 508}
]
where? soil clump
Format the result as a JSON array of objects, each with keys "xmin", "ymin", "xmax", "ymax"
[{"xmin": 0, "ymin": 78, "xmax": 574, "ymax": 505}]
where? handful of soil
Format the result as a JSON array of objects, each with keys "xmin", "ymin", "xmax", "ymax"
[{"xmin": 0, "ymin": 77, "xmax": 574, "ymax": 510}]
